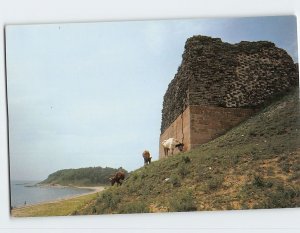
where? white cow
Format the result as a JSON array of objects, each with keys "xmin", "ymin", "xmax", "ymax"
[{"xmin": 162, "ymin": 138, "xmax": 184, "ymax": 156}]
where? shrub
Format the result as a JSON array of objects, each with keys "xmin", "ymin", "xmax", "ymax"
[
  {"xmin": 291, "ymin": 163, "xmax": 300, "ymax": 172},
  {"xmin": 230, "ymin": 154, "xmax": 240, "ymax": 165},
  {"xmin": 140, "ymin": 185, "xmax": 152, "ymax": 196},
  {"xmin": 253, "ymin": 175, "xmax": 264, "ymax": 187},
  {"xmin": 288, "ymin": 172, "xmax": 300, "ymax": 182},
  {"xmin": 251, "ymin": 151, "xmax": 260, "ymax": 160},
  {"xmin": 241, "ymin": 202, "xmax": 249, "ymax": 210},
  {"xmin": 119, "ymin": 201, "xmax": 149, "ymax": 214},
  {"xmin": 178, "ymin": 163, "xmax": 189, "ymax": 178},
  {"xmin": 72, "ymin": 210, "xmax": 78, "ymax": 215},
  {"xmin": 170, "ymin": 174, "xmax": 181, "ymax": 187},
  {"xmin": 249, "ymin": 131, "xmax": 257, "ymax": 137},
  {"xmin": 265, "ymin": 180, "xmax": 274, "ymax": 188},
  {"xmin": 169, "ymin": 190, "xmax": 197, "ymax": 212},
  {"xmin": 182, "ymin": 156, "xmax": 191, "ymax": 163},
  {"xmin": 255, "ymin": 185, "xmax": 300, "ymax": 209},
  {"xmin": 132, "ymin": 173, "xmax": 138, "ymax": 180},
  {"xmin": 98, "ymin": 190, "xmax": 121, "ymax": 210},
  {"xmin": 266, "ymin": 167, "xmax": 275, "ymax": 176},
  {"xmin": 280, "ymin": 163, "xmax": 291, "ymax": 173},
  {"xmin": 206, "ymin": 176, "xmax": 224, "ymax": 191},
  {"xmin": 252, "ymin": 175, "xmax": 274, "ymax": 189}
]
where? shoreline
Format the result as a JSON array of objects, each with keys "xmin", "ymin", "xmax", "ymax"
[{"xmin": 12, "ymin": 185, "xmax": 106, "ymax": 211}]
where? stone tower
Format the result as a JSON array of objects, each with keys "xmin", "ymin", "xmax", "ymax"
[{"xmin": 159, "ymin": 35, "xmax": 298, "ymax": 158}]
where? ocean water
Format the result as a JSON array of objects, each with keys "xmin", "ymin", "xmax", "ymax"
[{"xmin": 10, "ymin": 180, "xmax": 92, "ymax": 208}]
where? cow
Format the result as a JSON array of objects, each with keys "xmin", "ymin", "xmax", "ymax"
[
  {"xmin": 109, "ymin": 171, "xmax": 125, "ymax": 186},
  {"xmin": 162, "ymin": 138, "xmax": 184, "ymax": 156},
  {"xmin": 142, "ymin": 150, "xmax": 152, "ymax": 165}
]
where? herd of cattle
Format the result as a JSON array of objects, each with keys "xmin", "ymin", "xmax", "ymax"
[{"xmin": 109, "ymin": 138, "xmax": 184, "ymax": 186}]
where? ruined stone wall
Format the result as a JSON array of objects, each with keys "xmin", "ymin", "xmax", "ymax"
[
  {"xmin": 159, "ymin": 105, "xmax": 257, "ymax": 158},
  {"xmin": 161, "ymin": 36, "xmax": 299, "ymax": 134},
  {"xmin": 159, "ymin": 35, "xmax": 298, "ymax": 158},
  {"xmin": 189, "ymin": 106, "xmax": 257, "ymax": 149}
]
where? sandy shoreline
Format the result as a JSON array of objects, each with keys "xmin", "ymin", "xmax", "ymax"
[{"xmin": 13, "ymin": 185, "xmax": 106, "ymax": 210}]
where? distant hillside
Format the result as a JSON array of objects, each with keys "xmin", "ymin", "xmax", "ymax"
[
  {"xmin": 39, "ymin": 167, "xmax": 128, "ymax": 186},
  {"xmin": 75, "ymin": 88, "xmax": 299, "ymax": 214}
]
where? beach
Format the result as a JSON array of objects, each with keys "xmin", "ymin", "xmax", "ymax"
[{"xmin": 11, "ymin": 186, "xmax": 106, "ymax": 217}]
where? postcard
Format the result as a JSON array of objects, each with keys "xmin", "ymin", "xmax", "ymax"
[{"xmin": 5, "ymin": 15, "xmax": 299, "ymax": 217}]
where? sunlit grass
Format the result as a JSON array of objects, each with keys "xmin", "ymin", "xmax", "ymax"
[{"xmin": 12, "ymin": 192, "xmax": 98, "ymax": 217}]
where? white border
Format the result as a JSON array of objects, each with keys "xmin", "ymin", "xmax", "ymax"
[{"xmin": 1, "ymin": 0, "xmax": 300, "ymax": 232}]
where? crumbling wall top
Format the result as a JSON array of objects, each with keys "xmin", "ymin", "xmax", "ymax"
[{"xmin": 161, "ymin": 35, "xmax": 298, "ymax": 133}]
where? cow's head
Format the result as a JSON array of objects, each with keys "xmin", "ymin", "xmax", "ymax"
[{"xmin": 175, "ymin": 143, "xmax": 184, "ymax": 152}]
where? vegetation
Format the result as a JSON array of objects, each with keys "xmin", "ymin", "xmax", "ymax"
[
  {"xmin": 15, "ymin": 88, "xmax": 300, "ymax": 216},
  {"xmin": 11, "ymin": 192, "xmax": 98, "ymax": 217},
  {"xmin": 169, "ymin": 190, "xmax": 197, "ymax": 212},
  {"xmin": 75, "ymin": 88, "xmax": 300, "ymax": 214},
  {"xmin": 39, "ymin": 166, "xmax": 128, "ymax": 186}
]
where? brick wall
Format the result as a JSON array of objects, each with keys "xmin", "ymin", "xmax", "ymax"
[
  {"xmin": 159, "ymin": 107, "xmax": 190, "ymax": 158},
  {"xmin": 159, "ymin": 106, "xmax": 257, "ymax": 158},
  {"xmin": 189, "ymin": 106, "xmax": 257, "ymax": 148}
]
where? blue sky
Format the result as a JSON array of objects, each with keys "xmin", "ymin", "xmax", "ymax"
[{"xmin": 6, "ymin": 16, "xmax": 298, "ymax": 180}]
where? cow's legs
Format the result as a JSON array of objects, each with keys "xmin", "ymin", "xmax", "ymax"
[{"xmin": 164, "ymin": 148, "xmax": 169, "ymax": 156}]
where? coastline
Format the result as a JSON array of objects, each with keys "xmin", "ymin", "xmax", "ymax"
[
  {"xmin": 12, "ymin": 185, "xmax": 106, "ymax": 212},
  {"xmin": 36, "ymin": 183, "xmax": 106, "ymax": 192}
]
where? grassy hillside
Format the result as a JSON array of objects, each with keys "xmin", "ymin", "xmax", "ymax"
[
  {"xmin": 39, "ymin": 166, "xmax": 128, "ymax": 186},
  {"xmin": 75, "ymin": 88, "xmax": 300, "ymax": 215}
]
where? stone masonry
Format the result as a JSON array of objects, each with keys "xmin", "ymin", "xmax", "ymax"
[{"xmin": 159, "ymin": 35, "xmax": 298, "ymax": 158}]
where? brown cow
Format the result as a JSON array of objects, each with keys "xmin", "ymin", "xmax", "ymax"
[
  {"xmin": 142, "ymin": 150, "xmax": 152, "ymax": 165},
  {"xmin": 109, "ymin": 171, "xmax": 125, "ymax": 186}
]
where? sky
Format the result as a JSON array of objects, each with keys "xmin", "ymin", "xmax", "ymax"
[{"xmin": 6, "ymin": 15, "xmax": 298, "ymax": 181}]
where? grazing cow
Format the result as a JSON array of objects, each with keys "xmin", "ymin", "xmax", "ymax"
[
  {"xmin": 142, "ymin": 150, "xmax": 152, "ymax": 165},
  {"xmin": 162, "ymin": 138, "xmax": 184, "ymax": 156},
  {"xmin": 109, "ymin": 171, "xmax": 125, "ymax": 186}
]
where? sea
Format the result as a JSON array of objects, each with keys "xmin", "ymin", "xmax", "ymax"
[{"xmin": 10, "ymin": 180, "xmax": 93, "ymax": 208}]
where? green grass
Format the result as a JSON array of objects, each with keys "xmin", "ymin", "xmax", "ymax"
[
  {"xmin": 12, "ymin": 192, "xmax": 99, "ymax": 217},
  {"xmin": 169, "ymin": 189, "xmax": 197, "ymax": 212},
  {"xmin": 75, "ymin": 87, "xmax": 299, "ymax": 215}
]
